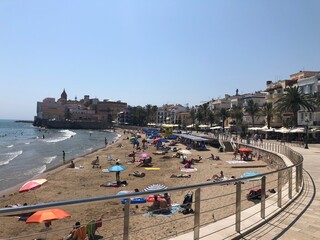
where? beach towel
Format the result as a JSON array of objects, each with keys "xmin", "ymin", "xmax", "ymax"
[
  {"xmin": 74, "ymin": 166, "xmax": 84, "ymax": 170},
  {"xmin": 144, "ymin": 168, "xmax": 160, "ymax": 171},
  {"xmin": 144, "ymin": 204, "xmax": 181, "ymax": 217},
  {"xmin": 227, "ymin": 160, "xmax": 248, "ymax": 164},
  {"xmin": 180, "ymin": 168, "xmax": 198, "ymax": 172}
]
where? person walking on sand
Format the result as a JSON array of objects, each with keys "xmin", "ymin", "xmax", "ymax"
[
  {"xmin": 62, "ymin": 150, "xmax": 66, "ymax": 163},
  {"xmin": 115, "ymin": 162, "xmax": 121, "ymax": 183}
]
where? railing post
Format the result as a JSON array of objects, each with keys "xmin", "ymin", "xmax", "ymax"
[
  {"xmin": 299, "ymin": 163, "xmax": 303, "ymax": 188},
  {"xmin": 123, "ymin": 198, "xmax": 130, "ymax": 240},
  {"xmin": 296, "ymin": 165, "xmax": 299, "ymax": 193},
  {"xmin": 277, "ymin": 171, "xmax": 282, "ymax": 208},
  {"xmin": 235, "ymin": 182, "xmax": 242, "ymax": 233},
  {"xmin": 288, "ymin": 168, "xmax": 292, "ymax": 199},
  {"xmin": 261, "ymin": 176, "xmax": 266, "ymax": 219},
  {"xmin": 194, "ymin": 188, "xmax": 201, "ymax": 240}
]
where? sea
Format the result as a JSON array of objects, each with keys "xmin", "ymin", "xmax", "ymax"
[{"xmin": 0, "ymin": 119, "xmax": 120, "ymax": 193}]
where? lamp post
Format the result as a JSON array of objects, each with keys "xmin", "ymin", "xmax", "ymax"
[{"xmin": 304, "ymin": 118, "xmax": 309, "ymax": 149}]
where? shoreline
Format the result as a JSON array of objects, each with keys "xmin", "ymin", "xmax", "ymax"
[{"xmin": 0, "ymin": 131, "xmax": 122, "ymax": 197}]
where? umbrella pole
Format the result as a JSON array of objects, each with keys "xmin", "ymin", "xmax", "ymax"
[{"xmin": 33, "ymin": 191, "xmax": 38, "ymax": 203}]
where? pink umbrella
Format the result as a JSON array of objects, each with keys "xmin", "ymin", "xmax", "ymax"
[
  {"xmin": 19, "ymin": 179, "xmax": 47, "ymax": 193},
  {"xmin": 139, "ymin": 153, "xmax": 150, "ymax": 158},
  {"xmin": 19, "ymin": 179, "xmax": 47, "ymax": 202}
]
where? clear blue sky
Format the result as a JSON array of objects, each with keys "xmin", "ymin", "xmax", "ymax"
[{"xmin": 1, "ymin": 1, "xmax": 320, "ymax": 120}]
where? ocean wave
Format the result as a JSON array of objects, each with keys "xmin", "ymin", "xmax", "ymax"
[
  {"xmin": 7, "ymin": 145, "xmax": 14, "ymax": 148},
  {"xmin": 0, "ymin": 150, "xmax": 23, "ymax": 166},
  {"xmin": 86, "ymin": 147, "xmax": 93, "ymax": 153},
  {"xmin": 23, "ymin": 165, "xmax": 46, "ymax": 176},
  {"xmin": 25, "ymin": 142, "xmax": 30, "ymax": 145},
  {"xmin": 43, "ymin": 130, "xmax": 77, "ymax": 143},
  {"xmin": 44, "ymin": 155, "xmax": 57, "ymax": 164}
]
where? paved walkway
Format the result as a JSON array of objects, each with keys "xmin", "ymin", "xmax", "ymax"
[
  {"xmin": 170, "ymin": 142, "xmax": 320, "ymax": 240},
  {"xmin": 243, "ymin": 144, "xmax": 320, "ymax": 240}
]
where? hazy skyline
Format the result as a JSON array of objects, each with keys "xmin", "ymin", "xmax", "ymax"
[{"xmin": 1, "ymin": 1, "xmax": 320, "ymax": 120}]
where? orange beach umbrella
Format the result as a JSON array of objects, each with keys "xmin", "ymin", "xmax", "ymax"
[{"xmin": 26, "ymin": 208, "xmax": 71, "ymax": 223}]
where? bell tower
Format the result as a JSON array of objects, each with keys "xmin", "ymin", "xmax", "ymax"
[{"xmin": 59, "ymin": 89, "xmax": 67, "ymax": 104}]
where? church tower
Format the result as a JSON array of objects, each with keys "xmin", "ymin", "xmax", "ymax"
[{"xmin": 59, "ymin": 89, "xmax": 67, "ymax": 104}]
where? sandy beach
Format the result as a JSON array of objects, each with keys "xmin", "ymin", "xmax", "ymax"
[{"xmin": 0, "ymin": 129, "xmax": 275, "ymax": 239}]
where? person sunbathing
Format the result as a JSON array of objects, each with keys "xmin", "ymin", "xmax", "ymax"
[
  {"xmin": 207, "ymin": 170, "xmax": 224, "ymax": 181},
  {"xmin": 91, "ymin": 156, "xmax": 100, "ymax": 167},
  {"xmin": 192, "ymin": 155, "xmax": 202, "ymax": 163},
  {"xmin": 136, "ymin": 157, "xmax": 152, "ymax": 167},
  {"xmin": 129, "ymin": 171, "xmax": 145, "ymax": 177},
  {"xmin": 68, "ymin": 160, "xmax": 75, "ymax": 168},
  {"xmin": 170, "ymin": 174, "xmax": 191, "ymax": 178},
  {"xmin": 183, "ymin": 159, "xmax": 192, "ymax": 168}
]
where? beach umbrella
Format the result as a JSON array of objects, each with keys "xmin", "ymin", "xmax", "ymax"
[
  {"xmin": 177, "ymin": 150, "xmax": 192, "ymax": 155},
  {"xmin": 19, "ymin": 179, "xmax": 47, "ymax": 202},
  {"xmin": 139, "ymin": 153, "xmax": 150, "ymax": 158},
  {"xmin": 19, "ymin": 179, "xmax": 47, "ymax": 193},
  {"xmin": 144, "ymin": 184, "xmax": 168, "ymax": 192},
  {"xmin": 108, "ymin": 165, "xmax": 126, "ymax": 172},
  {"xmin": 158, "ymin": 138, "xmax": 169, "ymax": 143},
  {"xmin": 26, "ymin": 208, "xmax": 71, "ymax": 223},
  {"xmin": 238, "ymin": 148, "xmax": 252, "ymax": 153},
  {"xmin": 108, "ymin": 165, "xmax": 126, "ymax": 182}
]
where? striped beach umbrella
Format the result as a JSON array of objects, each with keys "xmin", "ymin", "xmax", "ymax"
[{"xmin": 144, "ymin": 184, "xmax": 168, "ymax": 192}]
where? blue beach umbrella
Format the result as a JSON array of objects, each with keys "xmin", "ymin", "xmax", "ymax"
[
  {"xmin": 108, "ymin": 165, "xmax": 126, "ymax": 172},
  {"xmin": 158, "ymin": 138, "xmax": 169, "ymax": 143}
]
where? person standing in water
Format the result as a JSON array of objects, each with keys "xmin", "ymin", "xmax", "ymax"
[{"xmin": 62, "ymin": 150, "xmax": 66, "ymax": 163}]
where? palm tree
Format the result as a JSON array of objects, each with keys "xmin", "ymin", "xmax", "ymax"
[
  {"xmin": 219, "ymin": 108, "xmax": 229, "ymax": 132},
  {"xmin": 261, "ymin": 102, "xmax": 274, "ymax": 129},
  {"xmin": 189, "ymin": 108, "xmax": 196, "ymax": 126},
  {"xmin": 244, "ymin": 99, "xmax": 260, "ymax": 127},
  {"xmin": 151, "ymin": 105, "xmax": 158, "ymax": 123},
  {"xmin": 196, "ymin": 103, "xmax": 210, "ymax": 124},
  {"xmin": 230, "ymin": 105, "xmax": 243, "ymax": 135},
  {"xmin": 276, "ymin": 86, "xmax": 316, "ymax": 127},
  {"xmin": 207, "ymin": 110, "xmax": 215, "ymax": 127},
  {"xmin": 145, "ymin": 104, "xmax": 152, "ymax": 124}
]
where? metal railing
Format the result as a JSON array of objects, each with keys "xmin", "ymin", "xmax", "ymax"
[{"xmin": 0, "ymin": 142, "xmax": 303, "ymax": 240}]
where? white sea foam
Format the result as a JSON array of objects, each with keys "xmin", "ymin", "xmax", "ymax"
[
  {"xmin": 86, "ymin": 147, "xmax": 93, "ymax": 153},
  {"xmin": 23, "ymin": 165, "xmax": 46, "ymax": 176},
  {"xmin": 44, "ymin": 155, "xmax": 57, "ymax": 164},
  {"xmin": 44, "ymin": 130, "xmax": 77, "ymax": 143},
  {"xmin": 7, "ymin": 145, "xmax": 14, "ymax": 148},
  {"xmin": 0, "ymin": 150, "xmax": 23, "ymax": 166},
  {"xmin": 25, "ymin": 142, "xmax": 30, "ymax": 145}
]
